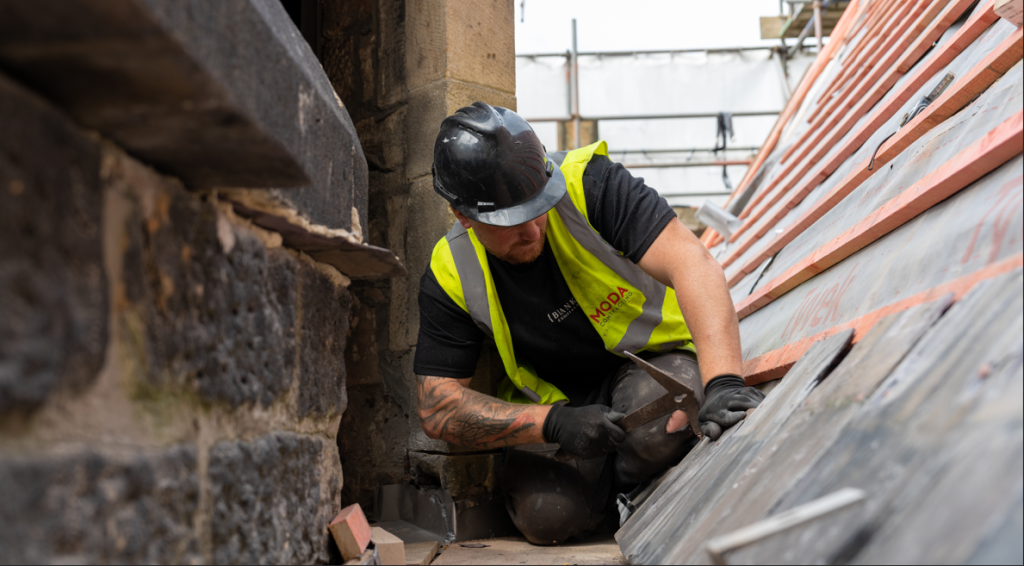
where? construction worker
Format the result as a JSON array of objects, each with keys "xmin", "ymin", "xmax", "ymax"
[{"xmin": 415, "ymin": 102, "xmax": 765, "ymax": 544}]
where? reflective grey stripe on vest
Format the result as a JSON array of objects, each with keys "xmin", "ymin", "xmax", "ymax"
[
  {"xmin": 552, "ymin": 193, "xmax": 672, "ymax": 355},
  {"xmin": 447, "ymin": 160, "xmax": 680, "ymax": 357},
  {"xmin": 446, "ymin": 222, "xmax": 493, "ymax": 336},
  {"xmin": 448, "ymin": 223, "xmax": 540, "ymax": 401}
]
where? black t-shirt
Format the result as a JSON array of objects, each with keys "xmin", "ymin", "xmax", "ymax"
[{"xmin": 413, "ymin": 155, "xmax": 677, "ymax": 404}]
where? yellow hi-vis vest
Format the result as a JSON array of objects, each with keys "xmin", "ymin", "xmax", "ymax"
[{"xmin": 429, "ymin": 141, "xmax": 694, "ymax": 404}]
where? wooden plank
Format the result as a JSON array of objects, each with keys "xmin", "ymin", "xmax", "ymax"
[
  {"xmin": 431, "ymin": 537, "xmax": 626, "ymax": 565},
  {"xmin": 700, "ymin": 0, "xmax": 862, "ymax": 247},
  {"xmin": 723, "ymin": 25, "xmax": 1022, "ymax": 282},
  {"xmin": 840, "ymin": 0, "xmax": 905, "ymax": 73},
  {"xmin": 719, "ymin": 1, "xmax": 998, "ymax": 257},
  {"xmin": 405, "ymin": 541, "xmax": 440, "ymax": 565},
  {"xmin": 814, "ymin": 0, "xmax": 939, "ymax": 110},
  {"xmin": 735, "ymin": 0, "xmax": 977, "ymax": 249},
  {"xmin": 760, "ymin": 15, "xmax": 787, "ymax": 40},
  {"xmin": 371, "ymin": 527, "xmax": 406, "ymax": 566},
  {"xmin": 807, "ymin": 0, "xmax": 933, "ymax": 126},
  {"xmin": 724, "ymin": 2, "xmax": 1005, "ymax": 263},
  {"xmin": 735, "ymin": 145, "xmax": 1023, "ymax": 372},
  {"xmin": 741, "ymin": 253, "xmax": 1023, "ymax": 385},
  {"xmin": 784, "ymin": 0, "xmax": 965, "ymax": 167},
  {"xmin": 735, "ymin": 110, "xmax": 1023, "ymax": 320}
]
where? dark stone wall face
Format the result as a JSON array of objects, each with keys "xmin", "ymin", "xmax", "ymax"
[
  {"xmin": 210, "ymin": 433, "xmax": 339, "ymax": 564},
  {"xmin": 0, "ymin": 67, "xmax": 355, "ymax": 563},
  {"xmin": 0, "ymin": 446, "xmax": 200, "ymax": 564},
  {"xmin": 121, "ymin": 182, "xmax": 299, "ymax": 408},
  {"xmin": 298, "ymin": 262, "xmax": 352, "ymax": 417},
  {"xmin": 0, "ymin": 74, "xmax": 108, "ymax": 415}
]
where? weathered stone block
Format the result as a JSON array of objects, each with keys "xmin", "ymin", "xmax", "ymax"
[
  {"xmin": 444, "ymin": 78, "xmax": 517, "ymax": 115},
  {"xmin": 346, "ymin": 295, "xmax": 383, "ymax": 387},
  {"xmin": 0, "ymin": 446, "xmax": 199, "ymax": 564},
  {"xmin": 0, "ymin": 0, "xmax": 368, "ymax": 234},
  {"xmin": 321, "ymin": 0, "xmax": 378, "ymax": 117},
  {"xmin": 120, "ymin": 176, "xmax": 297, "ymax": 408},
  {"xmin": 357, "ymin": 106, "xmax": 407, "ymax": 175},
  {"xmin": 405, "ymin": 0, "xmax": 515, "ymax": 96},
  {"xmin": 444, "ymin": 0, "xmax": 516, "ymax": 95},
  {"xmin": 209, "ymin": 432, "xmax": 341, "ymax": 564},
  {"xmin": 409, "ymin": 451, "xmax": 501, "ymax": 500},
  {"xmin": 338, "ymin": 360, "xmax": 413, "ymax": 511},
  {"xmin": 298, "ymin": 261, "xmax": 352, "ymax": 418},
  {"xmin": 377, "ymin": 0, "xmax": 410, "ymax": 109},
  {"xmin": 387, "ymin": 176, "xmax": 456, "ymax": 352},
  {"xmin": 405, "ymin": 0, "xmax": 448, "ymax": 92},
  {"xmin": 0, "ymin": 72, "xmax": 107, "ymax": 415}
]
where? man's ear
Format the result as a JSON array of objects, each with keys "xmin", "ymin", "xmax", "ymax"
[{"xmin": 451, "ymin": 206, "xmax": 473, "ymax": 229}]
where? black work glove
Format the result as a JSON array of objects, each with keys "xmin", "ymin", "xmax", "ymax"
[
  {"xmin": 543, "ymin": 404, "xmax": 626, "ymax": 460},
  {"xmin": 698, "ymin": 375, "xmax": 765, "ymax": 441}
]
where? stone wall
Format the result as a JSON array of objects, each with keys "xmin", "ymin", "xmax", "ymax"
[
  {"xmin": 0, "ymin": 66, "xmax": 352, "ymax": 563},
  {"xmin": 322, "ymin": 0, "xmax": 518, "ymax": 509},
  {"xmin": 0, "ymin": 0, "xmax": 518, "ymax": 559}
]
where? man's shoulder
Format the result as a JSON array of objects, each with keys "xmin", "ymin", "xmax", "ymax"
[{"xmin": 583, "ymin": 153, "xmax": 613, "ymax": 181}]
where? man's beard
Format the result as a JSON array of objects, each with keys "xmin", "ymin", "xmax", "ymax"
[{"xmin": 495, "ymin": 239, "xmax": 545, "ymax": 264}]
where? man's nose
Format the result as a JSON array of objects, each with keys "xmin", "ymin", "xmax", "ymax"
[{"xmin": 518, "ymin": 221, "xmax": 542, "ymax": 241}]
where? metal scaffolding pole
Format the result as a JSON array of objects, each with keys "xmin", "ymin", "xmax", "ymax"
[
  {"xmin": 623, "ymin": 160, "xmax": 753, "ymax": 169},
  {"xmin": 813, "ymin": 0, "xmax": 824, "ymax": 52},
  {"xmin": 571, "ymin": 19, "xmax": 580, "ymax": 149}
]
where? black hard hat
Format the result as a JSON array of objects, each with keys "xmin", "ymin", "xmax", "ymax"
[{"xmin": 432, "ymin": 102, "xmax": 566, "ymax": 226}]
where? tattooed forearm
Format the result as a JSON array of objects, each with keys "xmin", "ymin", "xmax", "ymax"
[{"xmin": 417, "ymin": 375, "xmax": 551, "ymax": 449}]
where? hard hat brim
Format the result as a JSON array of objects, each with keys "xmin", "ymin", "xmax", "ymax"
[{"xmin": 457, "ymin": 163, "xmax": 568, "ymax": 227}]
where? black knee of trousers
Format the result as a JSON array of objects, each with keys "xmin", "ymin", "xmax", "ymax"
[
  {"xmin": 614, "ymin": 415, "xmax": 698, "ymax": 486},
  {"xmin": 502, "ymin": 445, "xmax": 610, "ymax": 545},
  {"xmin": 610, "ymin": 352, "xmax": 702, "ymax": 487}
]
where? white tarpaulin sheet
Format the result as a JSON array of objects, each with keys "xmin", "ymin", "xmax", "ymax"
[{"xmin": 516, "ymin": 50, "xmax": 814, "ymax": 206}]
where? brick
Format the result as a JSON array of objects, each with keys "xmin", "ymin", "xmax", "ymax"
[
  {"xmin": 371, "ymin": 526, "xmax": 406, "ymax": 565},
  {"xmin": 330, "ymin": 504, "xmax": 373, "ymax": 561}
]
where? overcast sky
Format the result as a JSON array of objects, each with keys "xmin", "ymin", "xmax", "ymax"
[{"xmin": 515, "ymin": 0, "xmax": 785, "ymax": 54}]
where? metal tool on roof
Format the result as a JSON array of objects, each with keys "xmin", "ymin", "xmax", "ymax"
[
  {"xmin": 868, "ymin": 72, "xmax": 955, "ymax": 171},
  {"xmin": 620, "ymin": 352, "xmax": 702, "ymax": 438},
  {"xmin": 705, "ymin": 487, "xmax": 867, "ymax": 565}
]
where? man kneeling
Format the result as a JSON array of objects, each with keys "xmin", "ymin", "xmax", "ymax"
[{"xmin": 415, "ymin": 102, "xmax": 764, "ymax": 544}]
